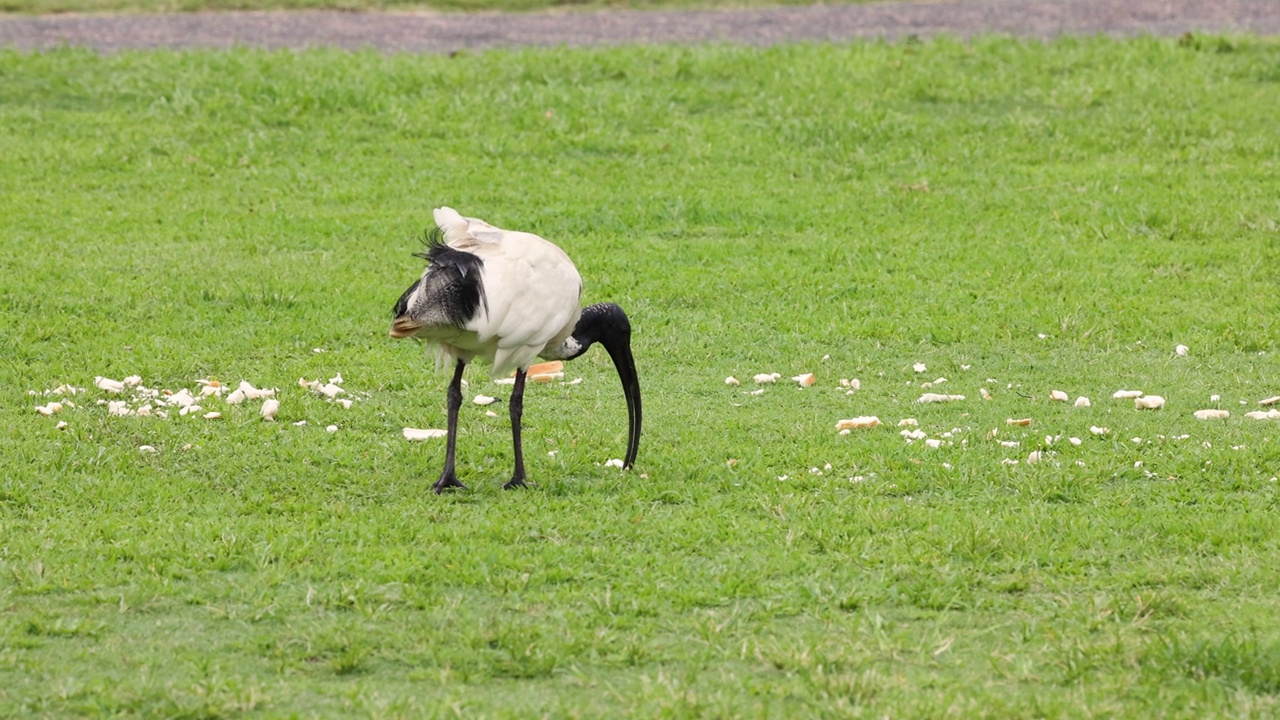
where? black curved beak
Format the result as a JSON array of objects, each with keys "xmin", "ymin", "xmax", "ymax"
[
  {"xmin": 601, "ymin": 332, "xmax": 642, "ymax": 469},
  {"xmin": 567, "ymin": 302, "xmax": 642, "ymax": 469}
]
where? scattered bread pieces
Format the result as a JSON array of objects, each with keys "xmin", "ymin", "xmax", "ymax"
[
  {"xmin": 95, "ymin": 377, "xmax": 125, "ymax": 393},
  {"xmin": 918, "ymin": 393, "xmax": 965, "ymax": 403},
  {"xmin": 753, "ymin": 373, "xmax": 781, "ymax": 384},
  {"xmin": 1135, "ymin": 395, "xmax": 1165, "ymax": 410},
  {"xmin": 300, "ymin": 377, "xmax": 344, "ymax": 398},
  {"xmin": 1074, "ymin": 396, "xmax": 1091, "ymax": 408},
  {"xmin": 35, "ymin": 402, "xmax": 63, "ymax": 416},
  {"xmin": 403, "ymin": 427, "xmax": 447, "ymax": 441},
  {"xmin": 237, "ymin": 381, "xmax": 276, "ymax": 400},
  {"xmin": 261, "ymin": 399, "xmax": 280, "ymax": 421},
  {"xmin": 526, "ymin": 361, "xmax": 564, "ymax": 377},
  {"xmin": 1049, "ymin": 390, "xmax": 1068, "ymax": 402},
  {"xmin": 1175, "ymin": 344, "xmax": 1189, "ymax": 356},
  {"xmin": 473, "ymin": 395, "xmax": 497, "ymax": 406},
  {"xmin": 167, "ymin": 389, "xmax": 197, "ymax": 408},
  {"xmin": 836, "ymin": 416, "xmax": 881, "ymax": 431},
  {"xmin": 1006, "ymin": 418, "xmax": 1033, "ymax": 427},
  {"xmin": 1260, "ymin": 396, "xmax": 1280, "ymax": 406},
  {"xmin": 1245, "ymin": 409, "xmax": 1280, "ymax": 421},
  {"xmin": 1193, "ymin": 409, "xmax": 1229, "ymax": 420},
  {"xmin": 1112, "ymin": 389, "xmax": 1144, "ymax": 399},
  {"xmin": 792, "ymin": 373, "xmax": 816, "ymax": 388},
  {"xmin": 724, "ymin": 376, "xmax": 740, "ymax": 386}
]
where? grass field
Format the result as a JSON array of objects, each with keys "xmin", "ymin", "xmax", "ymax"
[{"xmin": 2, "ymin": 36, "xmax": 1280, "ymax": 717}]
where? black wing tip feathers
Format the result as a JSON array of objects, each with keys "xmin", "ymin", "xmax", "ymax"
[
  {"xmin": 392, "ymin": 278, "xmax": 420, "ymax": 318},
  {"xmin": 403, "ymin": 224, "xmax": 488, "ymax": 325}
]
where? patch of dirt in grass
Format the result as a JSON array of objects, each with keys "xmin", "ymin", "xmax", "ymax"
[{"xmin": 0, "ymin": 0, "xmax": 1277, "ymax": 53}]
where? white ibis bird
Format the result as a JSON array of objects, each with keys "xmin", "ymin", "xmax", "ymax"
[{"xmin": 390, "ymin": 207, "xmax": 641, "ymax": 493}]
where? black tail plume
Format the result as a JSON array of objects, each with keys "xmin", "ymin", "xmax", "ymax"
[{"xmin": 411, "ymin": 228, "xmax": 489, "ymax": 324}]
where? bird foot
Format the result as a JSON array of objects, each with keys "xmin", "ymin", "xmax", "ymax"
[
  {"xmin": 503, "ymin": 475, "xmax": 529, "ymax": 490},
  {"xmin": 432, "ymin": 472, "xmax": 467, "ymax": 494}
]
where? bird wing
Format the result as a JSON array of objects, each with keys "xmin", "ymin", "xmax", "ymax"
[
  {"xmin": 460, "ymin": 214, "xmax": 507, "ymax": 245},
  {"xmin": 462, "ymin": 226, "xmax": 583, "ymax": 377},
  {"xmin": 433, "ymin": 206, "xmax": 505, "ymax": 248},
  {"xmin": 432, "ymin": 206, "xmax": 473, "ymax": 246},
  {"xmin": 426, "ymin": 207, "xmax": 583, "ymax": 375}
]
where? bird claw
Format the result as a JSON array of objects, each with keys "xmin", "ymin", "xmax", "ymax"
[
  {"xmin": 503, "ymin": 476, "xmax": 529, "ymax": 490},
  {"xmin": 432, "ymin": 472, "xmax": 467, "ymax": 494}
]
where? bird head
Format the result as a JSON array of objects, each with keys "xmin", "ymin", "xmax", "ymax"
[{"xmin": 564, "ymin": 303, "xmax": 642, "ymax": 469}]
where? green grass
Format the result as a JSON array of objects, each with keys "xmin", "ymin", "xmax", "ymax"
[{"xmin": 2, "ymin": 35, "xmax": 1280, "ymax": 717}]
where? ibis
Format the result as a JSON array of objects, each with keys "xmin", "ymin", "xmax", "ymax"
[{"xmin": 390, "ymin": 207, "xmax": 642, "ymax": 493}]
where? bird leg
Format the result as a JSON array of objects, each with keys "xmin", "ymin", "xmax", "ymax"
[
  {"xmin": 432, "ymin": 359, "xmax": 468, "ymax": 494},
  {"xmin": 503, "ymin": 369, "xmax": 529, "ymax": 490}
]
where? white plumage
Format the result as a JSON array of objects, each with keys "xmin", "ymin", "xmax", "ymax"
[
  {"xmin": 409, "ymin": 207, "xmax": 584, "ymax": 375},
  {"xmin": 391, "ymin": 206, "xmax": 642, "ymax": 494}
]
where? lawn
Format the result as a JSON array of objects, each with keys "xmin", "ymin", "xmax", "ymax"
[{"xmin": 2, "ymin": 36, "xmax": 1280, "ymax": 717}]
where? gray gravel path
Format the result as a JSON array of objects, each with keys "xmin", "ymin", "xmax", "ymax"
[{"xmin": 1, "ymin": 0, "xmax": 1278, "ymax": 53}]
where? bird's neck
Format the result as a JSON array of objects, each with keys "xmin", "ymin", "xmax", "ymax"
[{"xmin": 549, "ymin": 303, "xmax": 630, "ymax": 362}]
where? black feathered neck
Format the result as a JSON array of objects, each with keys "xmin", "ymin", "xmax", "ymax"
[
  {"xmin": 565, "ymin": 303, "xmax": 632, "ymax": 360},
  {"xmin": 565, "ymin": 302, "xmax": 641, "ymax": 468}
]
